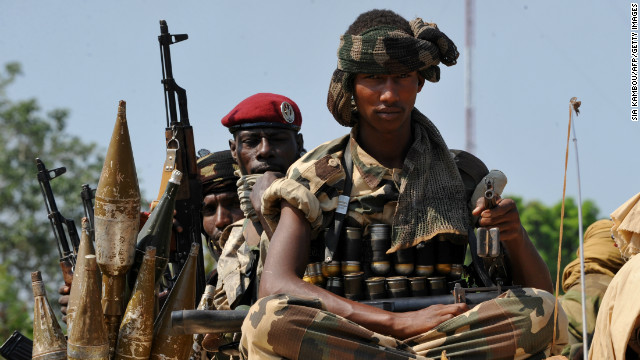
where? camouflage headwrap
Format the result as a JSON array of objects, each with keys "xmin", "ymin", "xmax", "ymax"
[
  {"xmin": 327, "ymin": 18, "xmax": 459, "ymax": 127},
  {"xmin": 197, "ymin": 150, "xmax": 240, "ymax": 195}
]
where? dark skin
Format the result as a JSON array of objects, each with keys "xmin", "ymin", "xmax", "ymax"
[
  {"xmin": 202, "ymin": 191, "xmax": 244, "ymax": 245},
  {"xmin": 229, "ymin": 127, "xmax": 304, "ymax": 239},
  {"xmin": 259, "ymin": 71, "xmax": 552, "ymax": 340},
  {"xmin": 229, "ymin": 128, "xmax": 303, "ymax": 175},
  {"xmin": 473, "ymin": 196, "xmax": 552, "ymax": 291}
]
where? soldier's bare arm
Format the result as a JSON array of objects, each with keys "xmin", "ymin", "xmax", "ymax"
[
  {"xmin": 260, "ymin": 201, "xmax": 468, "ymax": 339},
  {"xmin": 472, "ymin": 197, "xmax": 553, "ymax": 292}
]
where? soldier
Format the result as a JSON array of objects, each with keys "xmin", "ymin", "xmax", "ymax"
[
  {"xmin": 202, "ymin": 93, "xmax": 304, "ymax": 352},
  {"xmin": 196, "ymin": 149, "xmax": 244, "ymax": 260},
  {"xmin": 239, "ymin": 9, "xmax": 567, "ymax": 359},
  {"xmin": 211, "ymin": 92, "xmax": 304, "ymax": 311},
  {"xmin": 559, "ymin": 219, "xmax": 624, "ymax": 359}
]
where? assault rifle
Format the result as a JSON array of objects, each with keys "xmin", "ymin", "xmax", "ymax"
[
  {"xmin": 168, "ymin": 283, "xmax": 519, "ymax": 335},
  {"xmin": 156, "ymin": 20, "xmax": 206, "ymax": 303},
  {"xmin": 36, "ymin": 158, "xmax": 80, "ymax": 287}
]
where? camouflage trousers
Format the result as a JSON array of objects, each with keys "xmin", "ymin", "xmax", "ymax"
[{"xmin": 239, "ymin": 288, "xmax": 568, "ymax": 360}]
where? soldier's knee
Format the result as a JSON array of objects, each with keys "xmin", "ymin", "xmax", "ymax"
[
  {"xmin": 240, "ymin": 294, "xmax": 322, "ymax": 358},
  {"xmin": 241, "ymin": 293, "xmax": 322, "ymax": 339}
]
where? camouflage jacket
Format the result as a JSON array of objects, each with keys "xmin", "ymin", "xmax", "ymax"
[
  {"xmin": 262, "ymin": 132, "xmax": 400, "ymax": 260},
  {"xmin": 261, "ymin": 126, "xmax": 483, "ymax": 263},
  {"xmin": 213, "ymin": 218, "xmax": 269, "ymax": 310}
]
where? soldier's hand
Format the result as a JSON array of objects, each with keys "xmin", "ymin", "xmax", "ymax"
[
  {"xmin": 392, "ymin": 303, "xmax": 468, "ymax": 339},
  {"xmin": 250, "ymin": 171, "xmax": 284, "ymax": 221},
  {"xmin": 58, "ymin": 283, "xmax": 70, "ymax": 323},
  {"xmin": 171, "ymin": 209, "xmax": 183, "ymax": 233},
  {"xmin": 472, "ymin": 196, "xmax": 524, "ymax": 245}
]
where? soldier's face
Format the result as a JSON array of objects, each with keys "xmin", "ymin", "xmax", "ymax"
[
  {"xmin": 353, "ymin": 72, "xmax": 424, "ymax": 133},
  {"xmin": 202, "ymin": 191, "xmax": 244, "ymax": 244},
  {"xmin": 229, "ymin": 128, "xmax": 302, "ymax": 175}
]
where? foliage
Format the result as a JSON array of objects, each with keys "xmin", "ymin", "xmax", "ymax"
[
  {"xmin": 510, "ymin": 195, "xmax": 600, "ymax": 294},
  {"xmin": 0, "ymin": 62, "xmax": 104, "ymax": 339},
  {"xmin": 0, "ymin": 263, "xmax": 32, "ymax": 340}
]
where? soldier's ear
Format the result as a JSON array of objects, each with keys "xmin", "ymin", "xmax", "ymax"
[
  {"xmin": 417, "ymin": 75, "xmax": 425, "ymax": 93},
  {"xmin": 229, "ymin": 138, "xmax": 238, "ymax": 163}
]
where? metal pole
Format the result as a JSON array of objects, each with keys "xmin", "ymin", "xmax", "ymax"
[
  {"xmin": 465, "ymin": 0, "xmax": 476, "ymax": 154},
  {"xmin": 570, "ymin": 109, "xmax": 588, "ymax": 357}
]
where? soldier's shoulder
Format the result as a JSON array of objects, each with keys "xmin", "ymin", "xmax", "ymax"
[{"xmin": 287, "ymin": 134, "xmax": 349, "ymax": 182}]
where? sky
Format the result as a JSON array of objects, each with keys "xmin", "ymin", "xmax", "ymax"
[{"xmin": 1, "ymin": 0, "xmax": 636, "ymax": 218}]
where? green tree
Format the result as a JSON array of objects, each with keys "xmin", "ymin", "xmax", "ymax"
[
  {"xmin": 511, "ymin": 195, "xmax": 600, "ymax": 294},
  {"xmin": 0, "ymin": 62, "xmax": 104, "ymax": 339}
]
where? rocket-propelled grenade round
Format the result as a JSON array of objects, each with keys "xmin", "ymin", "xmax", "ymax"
[
  {"xmin": 67, "ymin": 255, "xmax": 110, "ymax": 360},
  {"xmin": 31, "ymin": 271, "xmax": 67, "ymax": 360},
  {"xmin": 95, "ymin": 100, "xmax": 141, "ymax": 357},
  {"xmin": 95, "ymin": 100, "xmax": 141, "ymax": 279},
  {"xmin": 115, "ymin": 246, "xmax": 157, "ymax": 360},
  {"xmin": 67, "ymin": 217, "xmax": 99, "ymax": 333},
  {"xmin": 150, "ymin": 243, "xmax": 199, "ymax": 359}
]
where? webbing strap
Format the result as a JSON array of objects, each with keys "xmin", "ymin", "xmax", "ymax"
[{"xmin": 324, "ymin": 141, "xmax": 353, "ymax": 263}]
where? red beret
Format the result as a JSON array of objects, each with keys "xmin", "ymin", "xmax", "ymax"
[{"xmin": 221, "ymin": 93, "xmax": 302, "ymax": 132}]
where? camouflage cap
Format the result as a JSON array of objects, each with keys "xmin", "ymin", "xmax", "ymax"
[
  {"xmin": 327, "ymin": 18, "xmax": 459, "ymax": 127},
  {"xmin": 197, "ymin": 150, "xmax": 239, "ymax": 195}
]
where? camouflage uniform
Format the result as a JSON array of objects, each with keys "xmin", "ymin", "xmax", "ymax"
[
  {"xmin": 241, "ymin": 289, "xmax": 565, "ymax": 360},
  {"xmin": 213, "ymin": 218, "xmax": 269, "ymax": 311},
  {"xmin": 240, "ymin": 128, "xmax": 568, "ymax": 359}
]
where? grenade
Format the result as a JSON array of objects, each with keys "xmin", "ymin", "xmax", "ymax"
[
  {"xmin": 150, "ymin": 243, "xmax": 199, "ymax": 359},
  {"xmin": 369, "ymin": 224, "xmax": 391, "ymax": 276},
  {"xmin": 67, "ymin": 255, "xmax": 109, "ymax": 360},
  {"xmin": 415, "ymin": 240, "xmax": 436, "ymax": 277},
  {"xmin": 67, "ymin": 217, "xmax": 99, "ymax": 333},
  {"xmin": 31, "ymin": 271, "xmax": 67, "ymax": 360},
  {"xmin": 115, "ymin": 247, "xmax": 156, "ymax": 360},
  {"xmin": 94, "ymin": 100, "xmax": 141, "ymax": 356}
]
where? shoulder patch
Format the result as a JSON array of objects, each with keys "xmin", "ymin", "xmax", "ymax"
[
  {"xmin": 314, "ymin": 154, "xmax": 342, "ymax": 181},
  {"xmin": 299, "ymin": 153, "xmax": 346, "ymax": 195}
]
